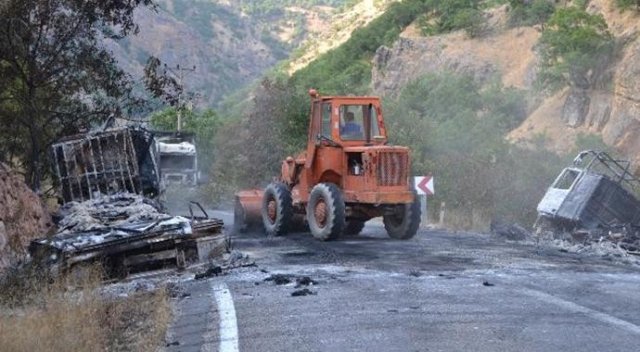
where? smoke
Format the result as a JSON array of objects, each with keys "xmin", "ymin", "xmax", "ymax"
[
  {"xmin": 209, "ymin": 78, "xmax": 307, "ymax": 205},
  {"xmin": 383, "ymin": 71, "xmax": 568, "ymax": 228}
]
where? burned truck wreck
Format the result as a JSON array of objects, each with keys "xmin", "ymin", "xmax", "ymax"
[
  {"xmin": 29, "ymin": 194, "xmax": 224, "ymax": 277},
  {"xmin": 155, "ymin": 131, "xmax": 200, "ymax": 187},
  {"xmin": 32, "ymin": 127, "xmax": 225, "ymax": 277},
  {"xmin": 51, "ymin": 127, "xmax": 162, "ymax": 203},
  {"xmin": 535, "ymin": 151, "xmax": 640, "ymax": 253}
]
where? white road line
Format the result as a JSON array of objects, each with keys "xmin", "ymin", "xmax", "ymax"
[
  {"xmin": 521, "ymin": 288, "xmax": 640, "ymax": 335},
  {"xmin": 203, "ymin": 283, "xmax": 240, "ymax": 352}
]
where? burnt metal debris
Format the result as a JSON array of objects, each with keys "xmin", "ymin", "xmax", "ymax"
[
  {"xmin": 535, "ymin": 150, "xmax": 640, "ymax": 254},
  {"xmin": 29, "ymin": 193, "xmax": 225, "ymax": 277},
  {"xmin": 34, "ymin": 127, "xmax": 226, "ymax": 278},
  {"xmin": 51, "ymin": 127, "xmax": 162, "ymax": 203}
]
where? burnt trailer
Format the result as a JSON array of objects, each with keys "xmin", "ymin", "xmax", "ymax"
[
  {"xmin": 536, "ymin": 150, "xmax": 640, "ymax": 231},
  {"xmin": 51, "ymin": 127, "xmax": 162, "ymax": 203}
]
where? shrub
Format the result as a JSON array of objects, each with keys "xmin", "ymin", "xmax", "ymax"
[
  {"xmin": 615, "ymin": 0, "xmax": 640, "ymax": 11},
  {"xmin": 421, "ymin": 0, "xmax": 487, "ymax": 37},
  {"xmin": 209, "ymin": 78, "xmax": 308, "ymax": 203},
  {"xmin": 0, "ymin": 264, "xmax": 170, "ymax": 351},
  {"xmin": 537, "ymin": 6, "xmax": 614, "ymax": 90},
  {"xmin": 507, "ymin": 0, "xmax": 555, "ymax": 28}
]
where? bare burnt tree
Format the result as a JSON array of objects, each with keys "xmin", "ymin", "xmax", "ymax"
[
  {"xmin": 0, "ymin": 0, "xmax": 155, "ymax": 191},
  {"xmin": 143, "ymin": 56, "xmax": 183, "ymax": 107}
]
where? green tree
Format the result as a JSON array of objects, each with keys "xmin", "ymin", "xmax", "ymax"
[
  {"xmin": 507, "ymin": 0, "xmax": 555, "ymax": 28},
  {"xmin": 423, "ymin": 0, "xmax": 486, "ymax": 37},
  {"xmin": 615, "ymin": 0, "xmax": 640, "ymax": 11},
  {"xmin": 209, "ymin": 78, "xmax": 308, "ymax": 202},
  {"xmin": 537, "ymin": 7, "xmax": 613, "ymax": 90},
  {"xmin": 0, "ymin": 0, "xmax": 154, "ymax": 191}
]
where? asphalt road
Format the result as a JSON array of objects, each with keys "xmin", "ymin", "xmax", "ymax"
[{"xmin": 165, "ymin": 213, "xmax": 640, "ymax": 352}]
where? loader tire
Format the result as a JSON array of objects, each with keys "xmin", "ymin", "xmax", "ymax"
[
  {"xmin": 383, "ymin": 193, "xmax": 421, "ymax": 240},
  {"xmin": 262, "ymin": 182, "xmax": 293, "ymax": 236},
  {"xmin": 307, "ymin": 183, "xmax": 345, "ymax": 241},
  {"xmin": 343, "ymin": 220, "xmax": 365, "ymax": 236}
]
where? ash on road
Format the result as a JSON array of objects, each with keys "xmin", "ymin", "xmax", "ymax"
[{"xmin": 165, "ymin": 212, "xmax": 640, "ymax": 352}]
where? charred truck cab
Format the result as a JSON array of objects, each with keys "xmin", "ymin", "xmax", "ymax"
[
  {"xmin": 536, "ymin": 150, "xmax": 640, "ymax": 232},
  {"xmin": 155, "ymin": 131, "xmax": 199, "ymax": 187},
  {"xmin": 235, "ymin": 90, "xmax": 420, "ymax": 241}
]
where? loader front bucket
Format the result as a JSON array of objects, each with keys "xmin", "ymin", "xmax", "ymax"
[{"xmin": 234, "ymin": 189, "xmax": 264, "ymax": 233}]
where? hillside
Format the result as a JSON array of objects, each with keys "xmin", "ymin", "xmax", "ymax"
[
  {"xmin": 373, "ymin": 23, "xmax": 540, "ymax": 94},
  {"xmin": 287, "ymin": 0, "xmax": 398, "ymax": 73},
  {"xmin": 369, "ymin": 0, "xmax": 640, "ymax": 171},
  {"xmin": 107, "ymin": 0, "xmax": 381, "ymax": 106}
]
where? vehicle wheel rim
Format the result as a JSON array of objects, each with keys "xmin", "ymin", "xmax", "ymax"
[
  {"xmin": 314, "ymin": 199, "xmax": 327, "ymax": 228},
  {"xmin": 267, "ymin": 198, "xmax": 277, "ymax": 224}
]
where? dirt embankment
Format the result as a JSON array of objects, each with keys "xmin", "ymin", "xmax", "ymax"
[{"xmin": 0, "ymin": 164, "xmax": 52, "ymax": 269}]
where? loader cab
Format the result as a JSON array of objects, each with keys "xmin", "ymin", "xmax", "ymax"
[
  {"xmin": 303, "ymin": 89, "xmax": 410, "ymax": 200},
  {"xmin": 309, "ymin": 91, "xmax": 387, "ymax": 147}
]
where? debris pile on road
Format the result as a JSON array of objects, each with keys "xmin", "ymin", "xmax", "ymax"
[
  {"xmin": 195, "ymin": 265, "xmax": 223, "ymax": 280},
  {"xmin": 263, "ymin": 273, "xmax": 319, "ymax": 296},
  {"xmin": 491, "ymin": 221, "xmax": 640, "ymax": 262},
  {"xmin": 193, "ymin": 250, "xmax": 255, "ymax": 280},
  {"xmin": 490, "ymin": 221, "xmax": 531, "ymax": 241},
  {"xmin": 265, "ymin": 274, "xmax": 294, "ymax": 285},
  {"xmin": 291, "ymin": 288, "xmax": 315, "ymax": 297},
  {"xmin": 29, "ymin": 193, "xmax": 225, "ymax": 277},
  {"xmin": 295, "ymin": 276, "xmax": 317, "ymax": 288},
  {"xmin": 536, "ymin": 227, "xmax": 640, "ymax": 259},
  {"xmin": 0, "ymin": 163, "xmax": 53, "ymax": 271}
]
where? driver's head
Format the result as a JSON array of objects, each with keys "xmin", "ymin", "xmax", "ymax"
[{"xmin": 345, "ymin": 111, "xmax": 355, "ymax": 122}]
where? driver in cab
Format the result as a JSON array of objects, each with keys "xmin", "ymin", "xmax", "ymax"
[{"xmin": 341, "ymin": 111, "xmax": 362, "ymax": 139}]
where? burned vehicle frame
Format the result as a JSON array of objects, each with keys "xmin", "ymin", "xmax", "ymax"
[
  {"xmin": 535, "ymin": 150, "xmax": 640, "ymax": 232},
  {"xmin": 51, "ymin": 127, "xmax": 162, "ymax": 203},
  {"xmin": 36, "ymin": 127, "xmax": 225, "ymax": 278},
  {"xmin": 29, "ymin": 202, "xmax": 225, "ymax": 277}
]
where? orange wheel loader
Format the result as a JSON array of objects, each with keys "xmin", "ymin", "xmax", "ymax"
[{"xmin": 234, "ymin": 89, "xmax": 421, "ymax": 241}]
